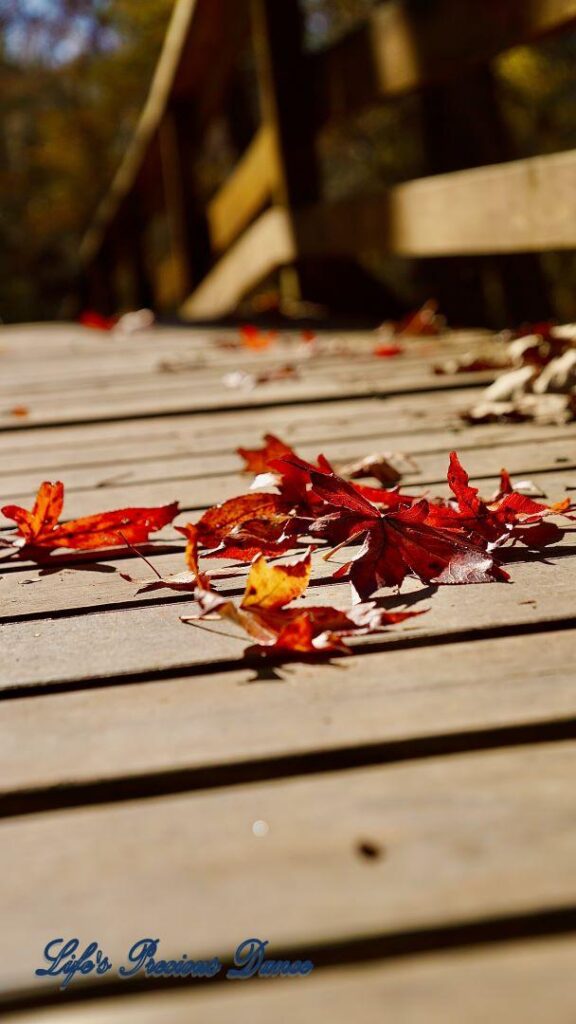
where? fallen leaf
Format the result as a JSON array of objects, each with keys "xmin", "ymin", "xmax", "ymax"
[
  {"xmin": 373, "ymin": 344, "xmax": 404, "ymax": 358},
  {"xmin": 238, "ymin": 434, "xmax": 295, "ymax": 475},
  {"xmin": 254, "ymin": 364, "xmax": 299, "ymax": 385},
  {"xmin": 1, "ymin": 482, "xmax": 178, "ymax": 556},
  {"xmin": 286, "ymin": 461, "xmax": 507, "ymax": 599},
  {"xmin": 79, "ymin": 310, "xmax": 117, "ymax": 331},
  {"xmin": 240, "ymin": 325, "xmax": 278, "ymax": 351},
  {"xmin": 434, "ymin": 354, "xmax": 509, "ymax": 375},
  {"xmin": 492, "ymin": 470, "xmax": 546, "ymax": 500},
  {"xmin": 379, "ymin": 300, "xmax": 443, "ymax": 338},
  {"xmin": 223, "ymin": 365, "xmax": 300, "ymax": 389},
  {"xmin": 182, "ymin": 551, "xmax": 423, "ymax": 655},
  {"xmin": 447, "ymin": 452, "xmax": 570, "ymax": 548},
  {"xmin": 338, "ymin": 452, "xmax": 419, "ymax": 486},
  {"xmin": 120, "ymin": 569, "xmax": 199, "ymax": 594},
  {"xmin": 463, "ymin": 322, "xmax": 576, "ymax": 424},
  {"xmin": 180, "ymin": 494, "xmax": 299, "ymax": 563},
  {"xmin": 115, "ymin": 308, "xmax": 155, "ymax": 334}
]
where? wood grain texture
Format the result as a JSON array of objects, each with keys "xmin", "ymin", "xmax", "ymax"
[
  {"xmin": 2, "ymin": 316, "xmax": 575, "ymax": 1017},
  {"xmin": 7, "ymin": 936, "xmax": 576, "ymax": 1023},
  {"xmin": 298, "ymin": 148, "xmax": 576, "ymax": 258},
  {"xmin": 181, "ymin": 208, "xmax": 295, "ymax": 318},
  {"xmin": 2, "ymin": 742, "xmax": 576, "ymax": 997},
  {"xmin": 207, "ymin": 125, "xmax": 279, "ymax": 252},
  {"xmin": 1, "ymin": 627, "xmax": 575, "ymax": 797},
  {"xmin": 1, "ymin": 438, "xmax": 573, "ymax": 525},
  {"xmin": 0, "ymin": 418, "xmax": 569, "ymax": 485},
  {"xmin": 1, "ymin": 537, "xmax": 575, "ymax": 691}
]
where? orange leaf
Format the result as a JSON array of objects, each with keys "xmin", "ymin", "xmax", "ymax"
[
  {"xmin": 2, "ymin": 481, "xmax": 64, "ymax": 545},
  {"xmin": 48, "ymin": 504, "xmax": 179, "ymax": 550},
  {"xmin": 237, "ymin": 434, "xmax": 295, "ymax": 475},
  {"xmin": 2, "ymin": 482, "xmax": 178, "ymax": 554},
  {"xmin": 183, "ymin": 551, "xmax": 424, "ymax": 656},
  {"xmin": 241, "ymin": 551, "xmax": 312, "ymax": 610},
  {"xmin": 240, "ymin": 325, "xmax": 276, "ymax": 350}
]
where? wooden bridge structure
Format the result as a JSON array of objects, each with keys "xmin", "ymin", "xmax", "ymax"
[{"xmin": 81, "ymin": 0, "xmax": 576, "ymax": 325}]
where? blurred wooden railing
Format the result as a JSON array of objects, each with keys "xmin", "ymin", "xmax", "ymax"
[{"xmin": 81, "ymin": 0, "xmax": 576, "ymax": 322}]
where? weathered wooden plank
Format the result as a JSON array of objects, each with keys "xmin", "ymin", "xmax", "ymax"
[
  {"xmin": 0, "ymin": 352, "xmax": 495, "ymax": 412},
  {"xmin": 1, "ymin": 438, "xmax": 573, "ymax": 525},
  {"xmin": 0, "ymin": 335, "xmax": 487, "ymax": 399},
  {"xmin": 181, "ymin": 207, "xmax": 295, "ymax": 318},
  {"xmin": 0, "ymin": 418, "xmax": 567, "ymax": 482},
  {"xmin": 0, "ymin": 348, "xmax": 486, "ymax": 404},
  {"xmin": 0, "ymin": 371, "xmax": 495, "ymax": 431},
  {"xmin": 0, "ymin": 389, "xmax": 478, "ymax": 459},
  {"xmin": 1, "ymin": 334, "xmax": 489, "ymax": 390},
  {"xmin": 2, "ymin": 627, "xmax": 576, "ymax": 797},
  {"xmin": 1, "ymin": 536, "xmax": 575, "ymax": 691},
  {"xmin": 0, "ymin": 548, "xmax": 240, "ymax": 620},
  {"xmin": 0, "ymin": 323, "xmax": 489, "ymax": 364},
  {"xmin": 2, "ymin": 742, "xmax": 576, "ymax": 997},
  {"xmin": 298, "ymin": 148, "xmax": 576, "ymax": 257},
  {"xmin": 207, "ymin": 125, "xmax": 279, "ymax": 252},
  {"xmin": 7, "ymin": 936, "xmax": 576, "ymax": 1023}
]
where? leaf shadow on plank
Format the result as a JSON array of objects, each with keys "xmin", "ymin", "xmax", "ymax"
[{"xmin": 499, "ymin": 544, "xmax": 576, "ymax": 566}]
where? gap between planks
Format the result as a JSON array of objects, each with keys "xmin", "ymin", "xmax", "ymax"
[
  {"xmin": 1, "ymin": 627, "xmax": 576, "ymax": 816},
  {"xmin": 2, "ymin": 742, "xmax": 576, "ymax": 998},
  {"xmin": 4, "ymin": 933, "xmax": 576, "ymax": 1022},
  {"xmin": 0, "ymin": 374, "xmax": 497, "ymax": 432},
  {"xmin": 1, "ymin": 447, "xmax": 574, "ymax": 527},
  {"xmin": 0, "ymin": 421, "xmax": 574, "ymax": 494}
]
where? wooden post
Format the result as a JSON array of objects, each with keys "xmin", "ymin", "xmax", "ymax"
[
  {"xmin": 251, "ymin": 0, "xmax": 320, "ymax": 305},
  {"xmin": 412, "ymin": 14, "xmax": 553, "ymax": 327},
  {"xmin": 120, "ymin": 191, "xmax": 155, "ymax": 311},
  {"xmin": 170, "ymin": 99, "xmax": 212, "ymax": 289},
  {"xmin": 158, "ymin": 112, "xmax": 194, "ymax": 305},
  {"xmin": 250, "ymin": 0, "xmax": 398, "ymax": 319},
  {"xmin": 158, "ymin": 102, "xmax": 213, "ymax": 308}
]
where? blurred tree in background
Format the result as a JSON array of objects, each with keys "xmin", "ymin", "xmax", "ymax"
[{"xmin": 0, "ymin": 0, "xmax": 174, "ymax": 321}]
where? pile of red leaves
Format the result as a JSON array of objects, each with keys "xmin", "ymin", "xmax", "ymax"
[
  {"xmin": 3, "ymin": 427, "xmax": 572, "ymax": 660},
  {"xmin": 167, "ymin": 433, "xmax": 571, "ymax": 654}
]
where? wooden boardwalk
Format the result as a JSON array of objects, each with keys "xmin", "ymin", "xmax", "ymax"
[{"xmin": 1, "ymin": 322, "xmax": 576, "ymax": 1021}]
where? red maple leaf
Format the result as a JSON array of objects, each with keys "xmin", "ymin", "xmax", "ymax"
[
  {"xmin": 179, "ymin": 493, "xmax": 300, "ymax": 564},
  {"xmin": 447, "ymin": 452, "xmax": 571, "ymax": 547},
  {"xmin": 396, "ymin": 299, "xmax": 442, "ymax": 337},
  {"xmin": 237, "ymin": 434, "xmax": 295, "ymax": 475},
  {"xmin": 2, "ymin": 482, "xmax": 178, "ymax": 555},
  {"xmin": 283, "ymin": 462, "xmax": 507, "ymax": 599},
  {"xmin": 239, "ymin": 434, "xmax": 422, "ymax": 515}
]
